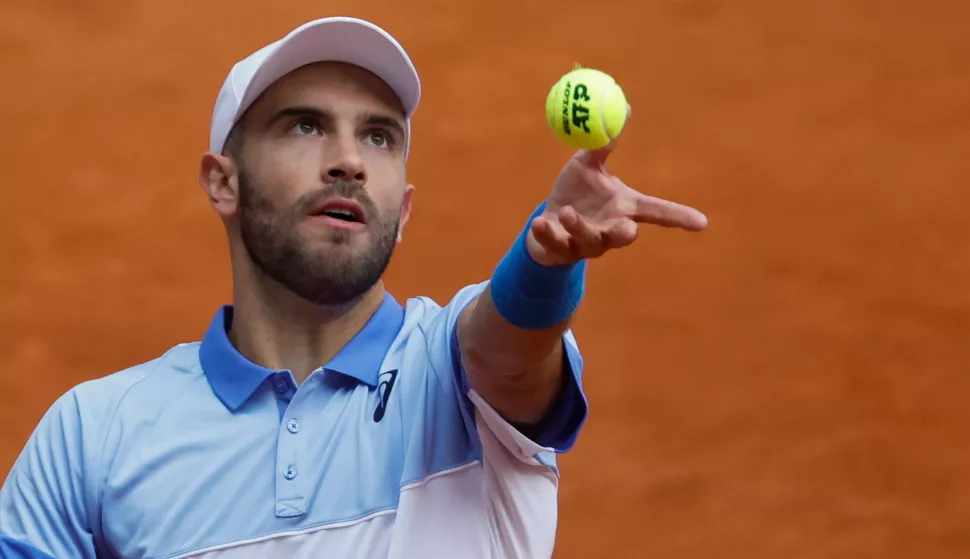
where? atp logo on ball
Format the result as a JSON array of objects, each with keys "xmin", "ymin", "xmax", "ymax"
[
  {"xmin": 546, "ymin": 67, "xmax": 628, "ymax": 150},
  {"xmin": 559, "ymin": 81, "xmax": 593, "ymax": 136}
]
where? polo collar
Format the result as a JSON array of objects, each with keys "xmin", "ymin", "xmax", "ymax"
[{"xmin": 199, "ymin": 293, "xmax": 405, "ymax": 410}]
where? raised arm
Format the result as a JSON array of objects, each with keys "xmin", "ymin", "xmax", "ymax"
[{"xmin": 457, "ymin": 141, "xmax": 708, "ymax": 430}]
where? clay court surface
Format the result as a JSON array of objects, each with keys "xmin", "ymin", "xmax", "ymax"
[{"xmin": 2, "ymin": 0, "xmax": 969, "ymax": 557}]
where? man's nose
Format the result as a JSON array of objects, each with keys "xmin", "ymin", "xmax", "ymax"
[{"xmin": 323, "ymin": 134, "xmax": 366, "ymax": 184}]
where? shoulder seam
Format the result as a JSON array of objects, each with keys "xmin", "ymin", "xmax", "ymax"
[{"xmin": 89, "ymin": 344, "xmax": 194, "ymax": 532}]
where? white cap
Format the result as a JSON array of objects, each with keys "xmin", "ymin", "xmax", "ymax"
[{"xmin": 208, "ymin": 16, "xmax": 421, "ymax": 157}]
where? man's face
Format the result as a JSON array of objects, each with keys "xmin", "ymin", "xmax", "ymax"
[{"xmin": 229, "ymin": 62, "xmax": 412, "ymax": 306}]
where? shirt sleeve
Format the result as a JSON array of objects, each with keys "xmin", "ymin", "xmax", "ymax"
[
  {"xmin": 448, "ymin": 282, "xmax": 590, "ymax": 461},
  {"xmin": 391, "ymin": 283, "xmax": 591, "ymax": 559},
  {"xmin": 0, "ymin": 537, "xmax": 57, "ymax": 559},
  {"xmin": 0, "ymin": 391, "xmax": 99, "ymax": 559}
]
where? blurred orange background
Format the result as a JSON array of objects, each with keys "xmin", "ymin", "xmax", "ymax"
[{"xmin": 2, "ymin": 0, "xmax": 968, "ymax": 557}]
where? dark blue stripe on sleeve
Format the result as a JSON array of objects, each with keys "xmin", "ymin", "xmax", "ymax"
[{"xmin": 0, "ymin": 537, "xmax": 58, "ymax": 559}]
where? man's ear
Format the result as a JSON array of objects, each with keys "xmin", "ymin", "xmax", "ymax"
[
  {"xmin": 396, "ymin": 184, "xmax": 415, "ymax": 244},
  {"xmin": 199, "ymin": 152, "xmax": 239, "ymax": 218}
]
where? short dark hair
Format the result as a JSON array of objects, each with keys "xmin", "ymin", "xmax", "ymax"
[{"xmin": 222, "ymin": 123, "xmax": 245, "ymax": 160}]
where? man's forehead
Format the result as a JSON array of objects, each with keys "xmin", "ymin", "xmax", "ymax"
[{"xmin": 258, "ymin": 61, "xmax": 406, "ymax": 116}]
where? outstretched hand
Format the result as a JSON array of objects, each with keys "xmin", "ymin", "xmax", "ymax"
[{"xmin": 526, "ymin": 124, "xmax": 708, "ymax": 267}]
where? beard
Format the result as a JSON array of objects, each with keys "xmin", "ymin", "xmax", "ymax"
[{"xmin": 237, "ymin": 169, "xmax": 400, "ymax": 306}]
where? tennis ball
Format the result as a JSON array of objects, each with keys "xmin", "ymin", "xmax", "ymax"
[{"xmin": 545, "ymin": 67, "xmax": 629, "ymax": 150}]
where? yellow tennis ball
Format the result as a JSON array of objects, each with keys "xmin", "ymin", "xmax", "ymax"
[{"xmin": 545, "ymin": 67, "xmax": 629, "ymax": 150}]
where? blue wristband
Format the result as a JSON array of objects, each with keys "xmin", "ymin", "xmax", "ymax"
[{"xmin": 489, "ymin": 202, "xmax": 587, "ymax": 330}]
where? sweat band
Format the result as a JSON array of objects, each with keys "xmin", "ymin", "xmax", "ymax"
[{"xmin": 489, "ymin": 202, "xmax": 587, "ymax": 330}]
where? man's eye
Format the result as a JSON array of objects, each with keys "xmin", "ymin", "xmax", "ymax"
[
  {"xmin": 294, "ymin": 121, "xmax": 320, "ymax": 135},
  {"xmin": 366, "ymin": 131, "xmax": 391, "ymax": 148}
]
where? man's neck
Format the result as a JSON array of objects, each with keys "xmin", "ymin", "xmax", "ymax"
[{"xmin": 228, "ymin": 278, "xmax": 386, "ymax": 385}]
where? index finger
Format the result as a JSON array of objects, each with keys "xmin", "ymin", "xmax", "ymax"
[{"xmin": 630, "ymin": 193, "xmax": 708, "ymax": 231}]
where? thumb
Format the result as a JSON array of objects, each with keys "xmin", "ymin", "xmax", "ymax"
[
  {"xmin": 576, "ymin": 140, "xmax": 616, "ymax": 171},
  {"xmin": 575, "ymin": 103, "xmax": 631, "ymax": 170}
]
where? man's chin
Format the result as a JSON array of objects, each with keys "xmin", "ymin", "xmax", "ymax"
[{"xmin": 308, "ymin": 236, "xmax": 375, "ymax": 257}]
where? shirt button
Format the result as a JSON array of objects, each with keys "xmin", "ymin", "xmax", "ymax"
[
  {"xmin": 283, "ymin": 465, "xmax": 297, "ymax": 480},
  {"xmin": 287, "ymin": 419, "xmax": 300, "ymax": 434},
  {"xmin": 274, "ymin": 379, "xmax": 288, "ymax": 394}
]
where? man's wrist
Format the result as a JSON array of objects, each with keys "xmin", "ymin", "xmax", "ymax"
[{"xmin": 488, "ymin": 202, "xmax": 586, "ymax": 330}]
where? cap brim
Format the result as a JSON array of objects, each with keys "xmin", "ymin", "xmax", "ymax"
[{"xmin": 238, "ymin": 17, "xmax": 421, "ymax": 124}]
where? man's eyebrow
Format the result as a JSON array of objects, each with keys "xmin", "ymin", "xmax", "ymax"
[
  {"xmin": 361, "ymin": 112, "xmax": 407, "ymax": 139},
  {"xmin": 268, "ymin": 106, "xmax": 334, "ymax": 126},
  {"xmin": 266, "ymin": 106, "xmax": 406, "ymax": 139}
]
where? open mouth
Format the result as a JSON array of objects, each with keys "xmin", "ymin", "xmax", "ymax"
[
  {"xmin": 319, "ymin": 208, "xmax": 360, "ymax": 222},
  {"xmin": 312, "ymin": 199, "xmax": 366, "ymax": 225}
]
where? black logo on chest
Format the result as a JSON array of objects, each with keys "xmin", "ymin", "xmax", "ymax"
[{"xmin": 373, "ymin": 369, "xmax": 398, "ymax": 423}]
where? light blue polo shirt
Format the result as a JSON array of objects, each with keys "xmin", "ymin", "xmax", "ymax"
[{"xmin": 0, "ymin": 282, "xmax": 587, "ymax": 559}]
